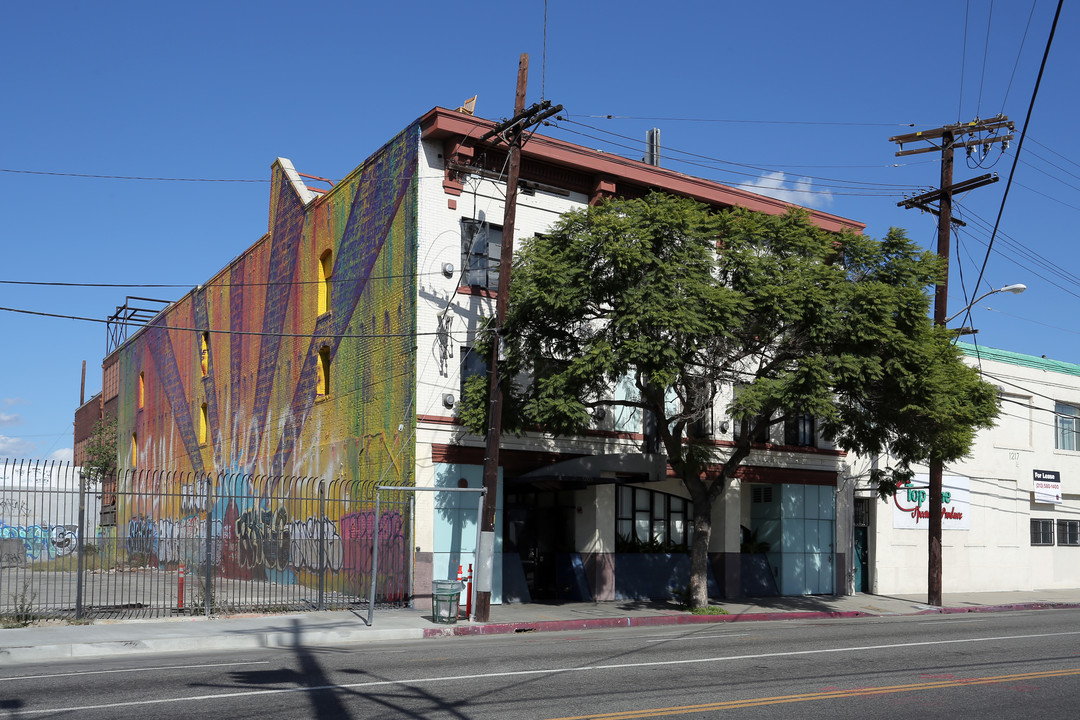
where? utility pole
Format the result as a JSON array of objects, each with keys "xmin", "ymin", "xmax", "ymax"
[
  {"xmin": 474, "ymin": 54, "xmax": 562, "ymax": 622},
  {"xmin": 890, "ymin": 115, "xmax": 1013, "ymax": 606}
]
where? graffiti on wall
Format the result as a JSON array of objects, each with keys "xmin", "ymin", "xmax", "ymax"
[
  {"xmin": 1, "ymin": 473, "xmax": 410, "ymax": 613},
  {"xmin": 0, "ymin": 523, "xmax": 79, "ymax": 564},
  {"xmin": 96, "ymin": 493, "xmax": 406, "ymax": 589}
]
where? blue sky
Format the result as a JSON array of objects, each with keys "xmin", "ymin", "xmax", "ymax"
[{"xmin": 1, "ymin": 1, "xmax": 1075, "ymax": 461}]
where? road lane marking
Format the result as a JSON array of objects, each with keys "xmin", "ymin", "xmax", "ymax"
[
  {"xmin": 645, "ymin": 634, "xmax": 752, "ymax": 642},
  {"xmin": 0, "ymin": 660, "xmax": 269, "ymax": 683},
  {"xmin": 541, "ymin": 667, "xmax": 1080, "ymax": 719},
  {"xmin": 9, "ymin": 630, "xmax": 1080, "ymax": 716}
]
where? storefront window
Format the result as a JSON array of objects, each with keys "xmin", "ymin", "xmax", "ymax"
[{"xmin": 616, "ymin": 486, "xmax": 693, "ymax": 552}]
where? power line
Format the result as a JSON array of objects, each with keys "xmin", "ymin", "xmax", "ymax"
[
  {"xmin": 559, "ymin": 118, "xmax": 917, "ymax": 190},
  {"xmin": 978, "ymin": 369, "xmax": 1068, "ymax": 407},
  {"xmin": 959, "ymin": 0, "xmax": 970, "ymax": 121},
  {"xmin": 976, "ymin": 0, "xmax": 995, "ymax": 116},
  {"xmin": 1001, "ymin": 1, "xmax": 1039, "ymax": 112},
  {"xmin": 955, "ymin": 202, "xmax": 1077, "ymax": 285},
  {"xmin": 0, "ymin": 266, "xmax": 461, "ymax": 289},
  {"xmin": 1027, "ymin": 135, "xmax": 1080, "ymax": 173},
  {"xmin": 960, "ymin": 0, "xmax": 1064, "ymax": 331},
  {"xmin": 954, "ymin": 202, "xmax": 1080, "ymax": 301},
  {"xmin": 0, "ymin": 168, "xmax": 270, "ymax": 183},
  {"xmin": 1009, "ymin": 147, "xmax": 1080, "ymax": 187},
  {"xmin": 566, "ymin": 114, "xmax": 926, "ymax": 128},
  {"xmin": 983, "ymin": 306, "xmax": 1080, "ymax": 338},
  {"xmin": 1011, "ymin": 181, "xmax": 1080, "ymax": 213},
  {"xmin": 0, "ymin": 303, "xmax": 443, "ymax": 340},
  {"xmin": 546, "ymin": 124, "xmax": 905, "ymax": 198},
  {"xmin": 0, "ymin": 167, "xmax": 451, "ymax": 185}
]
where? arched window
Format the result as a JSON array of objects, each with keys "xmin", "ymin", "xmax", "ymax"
[
  {"xmin": 318, "ymin": 250, "xmax": 333, "ymax": 316},
  {"xmin": 138, "ymin": 372, "xmax": 145, "ymax": 409},
  {"xmin": 131, "ymin": 433, "xmax": 138, "ymax": 467},
  {"xmin": 199, "ymin": 402, "xmax": 209, "ymax": 445},
  {"xmin": 317, "ymin": 346, "xmax": 331, "ymax": 397},
  {"xmin": 200, "ymin": 332, "xmax": 210, "ymax": 376}
]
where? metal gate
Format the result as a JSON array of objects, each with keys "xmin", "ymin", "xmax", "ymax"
[{"xmin": 0, "ymin": 460, "xmax": 413, "ymax": 621}]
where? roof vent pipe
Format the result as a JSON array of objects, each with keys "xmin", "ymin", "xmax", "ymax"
[{"xmin": 645, "ymin": 128, "xmax": 661, "ymax": 167}]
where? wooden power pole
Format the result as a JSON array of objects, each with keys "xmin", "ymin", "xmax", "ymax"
[
  {"xmin": 473, "ymin": 54, "xmax": 562, "ymax": 622},
  {"xmin": 890, "ymin": 115, "xmax": 1013, "ymax": 606}
]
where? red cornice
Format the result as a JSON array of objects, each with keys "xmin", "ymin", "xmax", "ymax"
[
  {"xmin": 419, "ymin": 107, "xmax": 864, "ymax": 234},
  {"xmin": 731, "ymin": 465, "xmax": 838, "ymax": 487},
  {"xmin": 417, "ymin": 416, "xmax": 842, "ymax": 456},
  {"xmin": 431, "ymin": 444, "xmax": 586, "ymax": 474},
  {"xmin": 456, "ymin": 286, "xmax": 496, "ymax": 299},
  {"xmin": 431, "ymin": 443, "xmax": 838, "ymax": 486},
  {"xmin": 417, "ymin": 414, "xmax": 459, "ymax": 426},
  {"xmin": 418, "ymin": 414, "xmax": 643, "ymax": 441},
  {"xmin": 717, "ymin": 439, "xmax": 847, "ymax": 457}
]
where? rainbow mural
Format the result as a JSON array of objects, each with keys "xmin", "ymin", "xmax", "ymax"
[
  {"xmin": 115, "ymin": 125, "xmax": 419, "ymax": 485},
  {"xmin": 104, "ymin": 125, "xmax": 420, "ymax": 597}
]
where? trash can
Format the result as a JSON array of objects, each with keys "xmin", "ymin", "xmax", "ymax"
[{"xmin": 432, "ymin": 580, "xmax": 463, "ymax": 624}]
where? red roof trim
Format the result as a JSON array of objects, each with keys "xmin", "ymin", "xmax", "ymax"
[{"xmin": 420, "ymin": 108, "xmax": 865, "ymax": 234}]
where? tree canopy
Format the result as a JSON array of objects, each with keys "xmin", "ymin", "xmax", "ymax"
[
  {"xmin": 82, "ymin": 415, "xmax": 117, "ymax": 486},
  {"xmin": 460, "ymin": 191, "xmax": 999, "ymax": 607}
]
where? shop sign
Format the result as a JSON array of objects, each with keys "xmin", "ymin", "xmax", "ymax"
[
  {"xmin": 1033, "ymin": 469, "xmax": 1062, "ymax": 505},
  {"xmin": 892, "ymin": 474, "xmax": 970, "ymax": 530}
]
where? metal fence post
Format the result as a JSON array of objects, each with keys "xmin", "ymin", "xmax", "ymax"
[
  {"xmin": 318, "ymin": 479, "xmax": 326, "ymax": 611},
  {"xmin": 75, "ymin": 470, "xmax": 87, "ymax": 620},
  {"xmin": 408, "ymin": 493, "xmax": 415, "ymax": 609},
  {"xmin": 474, "ymin": 489, "xmax": 484, "ymax": 622},
  {"xmin": 368, "ymin": 490, "xmax": 382, "ymax": 626},
  {"xmin": 203, "ymin": 477, "xmax": 214, "ymax": 617}
]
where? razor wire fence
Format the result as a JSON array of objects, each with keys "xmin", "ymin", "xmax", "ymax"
[{"xmin": 0, "ymin": 459, "xmax": 413, "ymax": 621}]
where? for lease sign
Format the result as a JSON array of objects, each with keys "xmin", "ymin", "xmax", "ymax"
[
  {"xmin": 893, "ymin": 474, "xmax": 970, "ymax": 530},
  {"xmin": 1033, "ymin": 469, "xmax": 1062, "ymax": 505}
]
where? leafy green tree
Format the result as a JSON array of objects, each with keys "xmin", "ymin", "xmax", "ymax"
[
  {"xmin": 82, "ymin": 415, "xmax": 117, "ymax": 486},
  {"xmin": 460, "ymin": 192, "xmax": 998, "ymax": 608}
]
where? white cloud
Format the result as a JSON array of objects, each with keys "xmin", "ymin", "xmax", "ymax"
[
  {"xmin": 0, "ymin": 436, "xmax": 35, "ymax": 457},
  {"xmin": 742, "ymin": 171, "xmax": 833, "ymax": 210},
  {"xmin": 48, "ymin": 448, "xmax": 74, "ymax": 463},
  {"xmin": 0, "ymin": 412, "xmax": 21, "ymax": 427},
  {"xmin": 3, "ymin": 397, "xmax": 29, "ymax": 406}
]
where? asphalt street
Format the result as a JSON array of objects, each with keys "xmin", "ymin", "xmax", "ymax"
[{"xmin": 1, "ymin": 609, "xmax": 1078, "ymax": 718}]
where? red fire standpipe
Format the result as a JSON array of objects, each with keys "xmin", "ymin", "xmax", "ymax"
[
  {"xmin": 466, "ymin": 563, "xmax": 474, "ymax": 620},
  {"xmin": 457, "ymin": 565, "xmax": 463, "ymax": 619}
]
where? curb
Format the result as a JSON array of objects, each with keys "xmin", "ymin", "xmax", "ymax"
[
  {"xmin": 422, "ymin": 610, "xmax": 874, "ymax": 638},
  {"xmin": 422, "ymin": 602, "xmax": 1080, "ymax": 638},
  {"xmin": 911, "ymin": 601, "xmax": 1080, "ymax": 615},
  {"xmin": 4, "ymin": 601, "xmax": 1078, "ymax": 664}
]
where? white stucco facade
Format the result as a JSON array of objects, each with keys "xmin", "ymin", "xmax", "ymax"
[
  {"xmin": 852, "ymin": 343, "xmax": 1080, "ymax": 595},
  {"xmin": 408, "ymin": 109, "xmax": 861, "ymax": 603}
]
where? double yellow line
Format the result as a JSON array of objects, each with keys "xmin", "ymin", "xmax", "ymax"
[{"xmin": 546, "ymin": 667, "xmax": 1080, "ymax": 719}]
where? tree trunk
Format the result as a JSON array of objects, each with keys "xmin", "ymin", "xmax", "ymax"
[{"xmin": 688, "ymin": 497, "xmax": 713, "ymax": 609}]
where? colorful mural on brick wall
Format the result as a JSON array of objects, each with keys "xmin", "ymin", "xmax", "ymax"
[
  {"xmin": 115, "ymin": 124, "xmax": 418, "ymax": 482},
  {"xmin": 107, "ymin": 125, "xmax": 420, "ymax": 593}
]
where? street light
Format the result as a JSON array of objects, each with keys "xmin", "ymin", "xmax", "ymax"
[
  {"xmin": 945, "ymin": 284, "xmax": 1026, "ymax": 324},
  {"xmin": 928, "ymin": 281, "xmax": 1025, "ymax": 607}
]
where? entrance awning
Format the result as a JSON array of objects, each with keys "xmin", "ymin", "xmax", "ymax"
[{"xmin": 512, "ymin": 453, "xmax": 668, "ymax": 489}]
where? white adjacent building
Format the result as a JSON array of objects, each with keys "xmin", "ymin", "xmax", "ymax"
[{"xmin": 849, "ymin": 342, "xmax": 1080, "ymax": 595}]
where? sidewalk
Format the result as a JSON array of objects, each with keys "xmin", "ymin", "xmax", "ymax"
[{"xmin": 2, "ymin": 589, "xmax": 1079, "ymax": 666}]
